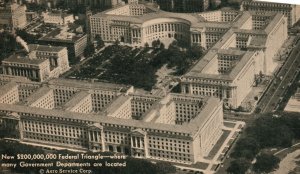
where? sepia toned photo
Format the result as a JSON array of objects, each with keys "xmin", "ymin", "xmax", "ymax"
[{"xmin": 0, "ymin": 0, "xmax": 299, "ymax": 173}]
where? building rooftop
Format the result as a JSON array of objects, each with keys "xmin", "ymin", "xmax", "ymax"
[
  {"xmin": 24, "ymin": 86, "xmax": 53, "ymax": 106},
  {"xmin": 29, "ymin": 44, "xmax": 66, "ymax": 53},
  {"xmin": 46, "ymin": 10, "xmax": 73, "ymax": 18},
  {"xmin": 48, "ymin": 78, "xmax": 132, "ymax": 92},
  {"xmin": 231, "ymin": 11, "xmax": 252, "ymax": 29},
  {"xmin": 0, "ymin": 75, "xmax": 222, "ymax": 138},
  {"xmin": 248, "ymin": 36, "xmax": 267, "ymax": 48},
  {"xmin": 0, "ymin": 103, "xmax": 193, "ymax": 135},
  {"xmin": 242, "ymin": 0, "xmax": 293, "ymax": 7},
  {"xmin": 63, "ymin": 91, "xmax": 90, "ymax": 110},
  {"xmin": 0, "ymin": 94, "xmax": 218, "ymax": 136},
  {"xmin": 39, "ymin": 28, "xmax": 86, "ymax": 43},
  {"xmin": 105, "ymin": 95, "xmax": 132, "ymax": 115},
  {"xmin": 3, "ymin": 54, "xmax": 48, "ymax": 65},
  {"xmin": 0, "ymin": 81, "xmax": 18, "ymax": 98},
  {"xmin": 92, "ymin": 5, "xmax": 207, "ymax": 27},
  {"xmin": 185, "ymin": 49, "xmax": 256, "ymax": 81},
  {"xmin": 264, "ymin": 13, "xmax": 285, "ymax": 34}
]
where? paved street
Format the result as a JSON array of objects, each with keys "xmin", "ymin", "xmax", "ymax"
[{"xmin": 258, "ymin": 36, "xmax": 300, "ymax": 113}]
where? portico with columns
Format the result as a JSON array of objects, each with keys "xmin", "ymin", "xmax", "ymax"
[
  {"xmin": 130, "ymin": 129, "xmax": 148, "ymax": 158},
  {"xmin": 0, "ymin": 112, "xmax": 22, "ymax": 139},
  {"xmin": 88, "ymin": 123, "xmax": 105, "ymax": 152}
]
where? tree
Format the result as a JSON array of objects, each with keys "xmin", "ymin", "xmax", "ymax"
[
  {"xmin": 253, "ymin": 153, "xmax": 280, "ymax": 173},
  {"xmin": 156, "ymin": 161, "xmax": 176, "ymax": 174},
  {"xmin": 159, "ymin": 43, "xmax": 165, "ymax": 50},
  {"xmin": 0, "ymin": 32, "xmax": 19, "ymax": 61},
  {"xmin": 16, "ymin": 29, "xmax": 40, "ymax": 44},
  {"xmin": 95, "ymin": 34, "xmax": 105, "ymax": 49},
  {"xmin": 144, "ymin": 42, "xmax": 149, "ymax": 48},
  {"xmin": 209, "ymin": 0, "xmax": 219, "ymax": 10},
  {"xmin": 227, "ymin": 158, "xmax": 251, "ymax": 174},
  {"xmin": 84, "ymin": 43, "xmax": 95, "ymax": 57},
  {"xmin": 152, "ymin": 40, "xmax": 158, "ymax": 48},
  {"xmin": 187, "ymin": 44, "xmax": 203, "ymax": 60},
  {"xmin": 246, "ymin": 115, "xmax": 294, "ymax": 148},
  {"xmin": 114, "ymin": 39, "xmax": 120, "ymax": 45},
  {"xmin": 231, "ymin": 137, "xmax": 260, "ymax": 160}
]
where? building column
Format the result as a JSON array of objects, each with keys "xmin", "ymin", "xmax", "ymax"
[
  {"xmin": 88, "ymin": 131, "xmax": 92, "ymax": 142},
  {"xmin": 189, "ymin": 84, "xmax": 193, "ymax": 94},
  {"xmin": 92, "ymin": 131, "xmax": 95, "ymax": 142},
  {"xmin": 100, "ymin": 130, "xmax": 105, "ymax": 151},
  {"xmin": 32, "ymin": 70, "xmax": 36, "ymax": 79},
  {"xmin": 7, "ymin": 67, "xmax": 12, "ymax": 75},
  {"xmin": 131, "ymin": 136, "xmax": 133, "ymax": 147},
  {"xmin": 201, "ymin": 32, "xmax": 206, "ymax": 49},
  {"xmin": 19, "ymin": 120, "xmax": 23, "ymax": 139}
]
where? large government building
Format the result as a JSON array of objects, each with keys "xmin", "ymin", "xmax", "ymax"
[
  {"xmin": 181, "ymin": 11, "xmax": 288, "ymax": 108},
  {"xmin": 241, "ymin": 0, "xmax": 300, "ymax": 27},
  {"xmin": 2, "ymin": 44, "xmax": 70, "ymax": 82},
  {"xmin": 0, "ymin": 75, "xmax": 223, "ymax": 164},
  {"xmin": 90, "ymin": 1, "xmax": 289, "ymax": 109},
  {"xmin": 90, "ymin": 1, "xmax": 227, "ymax": 48}
]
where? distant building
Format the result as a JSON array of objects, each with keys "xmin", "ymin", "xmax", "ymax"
[
  {"xmin": 38, "ymin": 27, "xmax": 88, "ymax": 61},
  {"xmin": 43, "ymin": 11, "xmax": 74, "ymax": 25},
  {"xmin": 90, "ymin": 2, "xmax": 233, "ymax": 48},
  {"xmin": 26, "ymin": 11, "xmax": 38, "ymax": 22},
  {"xmin": 2, "ymin": 56, "xmax": 50, "ymax": 82},
  {"xmin": 155, "ymin": 0, "xmax": 209, "ymax": 13},
  {"xmin": 0, "ymin": 2, "xmax": 27, "ymax": 30},
  {"xmin": 241, "ymin": 0, "xmax": 300, "ymax": 27},
  {"xmin": 62, "ymin": 0, "xmax": 123, "ymax": 10},
  {"xmin": 2, "ymin": 44, "xmax": 70, "ymax": 82}
]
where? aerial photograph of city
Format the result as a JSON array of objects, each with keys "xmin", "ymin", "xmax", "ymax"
[{"xmin": 0, "ymin": 0, "xmax": 299, "ymax": 173}]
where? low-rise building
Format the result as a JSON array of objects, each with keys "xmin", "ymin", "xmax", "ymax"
[
  {"xmin": 0, "ymin": 2, "xmax": 27, "ymax": 30},
  {"xmin": 43, "ymin": 11, "xmax": 74, "ymax": 25},
  {"xmin": 38, "ymin": 28, "xmax": 87, "ymax": 62},
  {"xmin": 2, "ymin": 44, "xmax": 70, "ymax": 82}
]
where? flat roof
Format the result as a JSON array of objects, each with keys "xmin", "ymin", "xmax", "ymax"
[
  {"xmin": 39, "ymin": 29, "xmax": 86, "ymax": 43},
  {"xmin": 3, "ymin": 54, "xmax": 47, "ymax": 65},
  {"xmin": 105, "ymin": 95, "xmax": 131, "ymax": 114},
  {"xmin": 29, "ymin": 44, "xmax": 66, "ymax": 53},
  {"xmin": 48, "ymin": 78, "xmax": 132, "ymax": 92},
  {"xmin": 25, "ymin": 86, "xmax": 53, "ymax": 105},
  {"xmin": 0, "ymin": 95, "xmax": 219, "ymax": 136},
  {"xmin": 0, "ymin": 82, "xmax": 18, "ymax": 97},
  {"xmin": 248, "ymin": 36, "xmax": 267, "ymax": 48},
  {"xmin": 264, "ymin": 13, "xmax": 284, "ymax": 34},
  {"xmin": 232, "ymin": 11, "xmax": 252, "ymax": 28},
  {"xmin": 185, "ymin": 49, "xmax": 256, "ymax": 81},
  {"xmin": 0, "ymin": 103, "xmax": 194, "ymax": 134},
  {"xmin": 92, "ymin": 5, "xmax": 206, "ymax": 27},
  {"xmin": 63, "ymin": 91, "xmax": 91, "ymax": 110}
]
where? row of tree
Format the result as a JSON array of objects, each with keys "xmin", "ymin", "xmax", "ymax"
[
  {"xmin": 0, "ymin": 32, "xmax": 20, "ymax": 62},
  {"xmin": 227, "ymin": 112, "xmax": 300, "ymax": 174},
  {"xmin": 73, "ymin": 39, "xmax": 204, "ymax": 90}
]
